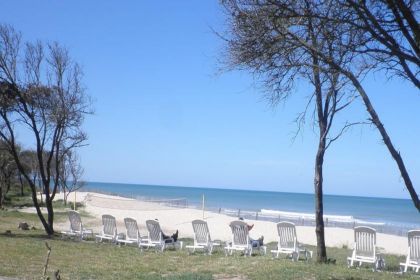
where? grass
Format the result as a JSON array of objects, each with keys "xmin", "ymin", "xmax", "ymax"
[
  {"xmin": 0, "ymin": 199, "xmax": 416, "ymax": 279},
  {"xmin": 4, "ymin": 190, "xmax": 84, "ymax": 210}
]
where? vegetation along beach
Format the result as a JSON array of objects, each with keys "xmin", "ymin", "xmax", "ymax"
[{"xmin": 0, "ymin": 1, "xmax": 419, "ymax": 279}]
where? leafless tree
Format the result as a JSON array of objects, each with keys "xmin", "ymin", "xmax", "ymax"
[
  {"xmin": 339, "ymin": 0, "xmax": 419, "ymax": 88},
  {"xmin": 59, "ymin": 150, "xmax": 85, "ymax": 206},
  {"xmin": 0, "ymin": 24, "xmax": 91, "ymax": 235},
  {"xmin": 220, "ymin": 0, "xmax": 418, "ymax": 262}
]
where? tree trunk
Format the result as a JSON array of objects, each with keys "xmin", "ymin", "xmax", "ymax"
[
  {"xmin": 28, "ymin": 182, "xmax": 54, "ymax": 235},
  {"xmin": 314, "ymin": 139, "xmax": 327, "ymax": 262},
  {"xmin": 63, "ymin": 186, "xmax": 67, "ymax": 206},
  {"xmin": 310, "ymin": 34, "xmax": 328, "ymax": 262},
  {"xmin": 0, "ymin": 185, "xmax": 3, "ymax": 208},
  {"xmin": 46, "ymin": 196, "xmax": 54, "ymax": 234},
  {"xmin": 18, "ymin": 172, "xmax": 24, "ymax": 196},
  {"xmin": 345, "ymin": 71, "xmax": 420, "ymax": 211}
]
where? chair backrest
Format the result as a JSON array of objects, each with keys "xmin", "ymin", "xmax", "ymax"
[
  {"xmin": 68, "ymin": 210, "xmax": 82, "ymax": 232},
  {"xmin": 146, "ymin": 220, "xmax": 162, "ymax": 242},
  {"xmin": 354, "ymin": 226, "xmax": 376, "ymax": 257},
  {"xmin": 229, "ymin": 220, "xmax": 249, "ymax": 246},
  {"xmin": 408, "ymin": 230, "xmax": 420, "ymax": 260},
  {"xmin": 124, "ymin": 218, "xmax": 139, "ymax": 240},
  {"xmin": 192, "ymin": 219, "xmax": 210, "ymax": 244},
  {"xmin": 102, "ymin": 214, "xmax": 117, "ymax": 236},
  {"xmin": 276, "ymin": 221, "xmax": 297, "ymax": 249}
]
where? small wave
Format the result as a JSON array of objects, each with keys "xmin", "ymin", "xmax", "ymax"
[
  {"xmin": 353, "ymin": 219, "xmax": 386, "ymax": 226},
  {"xmin": 260, "ymin": 209, "xmax": 386, "ymax": 225},
  {"xmin": 221, "ymin": 208, "xmax": 258, "ymax": 215}
]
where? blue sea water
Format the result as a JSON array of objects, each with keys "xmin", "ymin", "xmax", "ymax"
[{"xmin": 83, "ymin": 181, "xmax": 420, "ymax": 233}]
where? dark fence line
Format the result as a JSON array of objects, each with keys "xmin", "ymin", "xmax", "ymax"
[{"xmin": 82, "ymin": 187, "xmax": 188, "ymax": 208}]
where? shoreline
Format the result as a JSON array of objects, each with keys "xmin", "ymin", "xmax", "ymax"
[
  {"xmin": 45, "ymin": 191, "xmax": 412, "ymax": 256},
  {"xmin": 82, "ymin": 184, "xmax": 419, "ymax": 237}
]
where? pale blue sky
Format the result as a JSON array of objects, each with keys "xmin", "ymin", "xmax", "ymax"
[{"xmin": 4, "ymin": 1, "xmax": 420, "ymax": 199}]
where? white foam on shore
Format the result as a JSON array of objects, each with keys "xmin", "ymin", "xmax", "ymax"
[{"xmin": 260, "ymin": 209, "xmax": 385, "ymax": 225}]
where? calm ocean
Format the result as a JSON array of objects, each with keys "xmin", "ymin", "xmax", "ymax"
[{"xmin": 83, "ymin": 181, "xmax": 420, "ymax": 235}]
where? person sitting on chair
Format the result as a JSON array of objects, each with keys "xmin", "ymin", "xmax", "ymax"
[
  {"xmin": 162, "ymin": 230, "xmax": 178, "ymax": 243},
  {"xmin": 155, "ymin": 219, "xmax": 178, "ymax": 243},
  {"xmin": 238, "ymin": 217, "xmax": 263, "ymax": 247}
]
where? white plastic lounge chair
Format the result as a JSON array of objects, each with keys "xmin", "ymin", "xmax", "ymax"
[
  {"xmin": 185, "ymin": 219, "xmax": 221, "ymax": 255},
  {"xmin": 96, "ymin": 214, "xmax": 117, "ymax": 243},
  {"xmin": 400, "ymin": 230, "xmax": 420, "ymax": 273},
  {"xmin": 224, "ymin": 220, "xmax": 266, "ymax": 256},
  {"xmin": 140, "ymin": 220, "xmax": 182, "ymax": 252},
  {"xmin": 347, "ymin": 226, "xmax": 384, "ymax": 271},
  {"xmin": 61, "ymin": 210, "xmax": 93, "ymax": 241},
  {"xmin": 116, "ymin": 217, "xmax": 147, "ymax": 246},
  {"xmin": 271, "ymin": 221, "xmax": 312, "ymax": 261}
]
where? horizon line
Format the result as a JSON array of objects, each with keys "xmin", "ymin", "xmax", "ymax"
[{"xmin": 83, "ymin": 180, "xmax": 412, "ymax": 202}]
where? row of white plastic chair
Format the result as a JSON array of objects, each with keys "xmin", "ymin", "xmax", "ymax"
[
  {"xmin": 97, "ymin": 214, "xmax": 183, "ymax": 251},
  {"xmin": 61, "ymin": 210, "xmax": 420, "ymax": 273},
  {"xmin": 61, "ymin": 211, "xmax": 182, "ymax": 251},
  {"xmin": 61, "ymin": 211, "xmax": 311, "ymax": 259}
]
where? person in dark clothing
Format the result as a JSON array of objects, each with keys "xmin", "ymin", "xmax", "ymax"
[
  {"xmin": 155, "ymin": 219, "xmax": 178, "ymax": 243},
  {"xmin": 239, "ymin": 217, "xmax": 263, "ymax": 247},
  {"xmin": 162, "ymin": 230, "xmax": 178, "ymax": 243}
]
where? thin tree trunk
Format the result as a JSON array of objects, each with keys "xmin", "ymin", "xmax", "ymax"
[
  {"xmin": 18, "ymin": 172, "xmax": 24, "ymax": 196},
  {"xmin": 63, "ymin": 186, "xmax": 67, "ymax": 206},
  {"xmin": 29, "ymin": 181, "xmax": 54, "ymax": 235},
  {"xmin": 314, "ymin": 140, "xmax": 327, "ymax": 262},
  {"xmin": 0, "ymin": 185, "xmax": 3, "ymax": 208},
  {"xmin": 310, "ymin": 33, "xmax": 328, "ymax": 262},
  {"xmin": 344, "ymin": 71, "xmax": 420, "ymax": 211}
]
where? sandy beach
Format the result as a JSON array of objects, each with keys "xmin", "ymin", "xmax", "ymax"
[{"xmin": 46, "ymin": 191, "xmax": 409, "ymax": 256}]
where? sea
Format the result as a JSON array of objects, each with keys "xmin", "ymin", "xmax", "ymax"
[{"xmin": 83, "ymin": 181, "xmax": 420, "ymax": 236}]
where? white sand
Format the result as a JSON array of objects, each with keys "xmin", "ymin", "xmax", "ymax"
[{"xmin": 48, "ymin": 191, "xmax": 408, "ymax": 256}]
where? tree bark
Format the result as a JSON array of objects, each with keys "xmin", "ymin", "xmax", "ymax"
[
  {"xmin": 18, "ymin": 172, "xmax": 24, "ymax": 196},
  {"xmin": 28, "ymin": 180, "xmax": 53, "ymax": 235},
  {"xmin": 0, "ymin": 185, "xmax": 3, "ymax": 208},
  {"xmin": 314, "ymin": 139, "xmax": 327, "ymax": 262},
  {"xmin": 63, "ymin": 186, "xmax": 67, "ymax": 205},
  {"xmin": 46, "ymin": 197, "xmax": 54, "ymax": 233}
]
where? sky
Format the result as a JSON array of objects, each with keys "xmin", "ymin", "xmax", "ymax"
[{"xmin": 3, "ymin": 1, "xmax": 420, "ymax": 199}]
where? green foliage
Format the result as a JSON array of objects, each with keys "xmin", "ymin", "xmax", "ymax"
[{"xmin": 4, "ymin": 192, "xmax": 34, "ymax": 208}]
